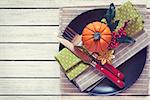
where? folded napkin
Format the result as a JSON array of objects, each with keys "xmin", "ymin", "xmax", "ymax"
[
  {"xmin": 55, "ymin": 48, "xmax": 89, "ymax": 80},
  {"xmin": 115, "ymin": 1, "xmax": 144, "ymax": 37}
]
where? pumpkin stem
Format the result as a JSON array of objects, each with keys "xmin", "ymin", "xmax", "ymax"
[{"xmin": 94, "ymin": 32, "xmax": 101, "ymax": 41}]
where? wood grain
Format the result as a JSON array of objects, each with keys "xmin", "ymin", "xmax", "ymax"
[
  {"xmin": 0, "ymin": 2, "xmax": 148, "ymax": 26},
  {"xmin": 0, "ymin": 9, "xmax": 148, "ymax": 43},
  {"xmin": 0, "ymin": 25, "xmax": 150, "ymax": 43},
  {"xmin": 0, "ymin": 44, "xmax": 59, "ymax": 60},
  {"xmin": 0, "ymin": 96, "xmax": 60, "ymax": 100},
  {"xmin": 0, "ymin": 79, "xmax": 60, "ymax": 95},
  {"xmin": 62, "ymin": 96, "xmax": 150, "ymax": 100},
  {"xmin": 0, "ymin": 0, "xmax": 147, "ymax": 8},
  {"xmin": 0, "ymin": 96, "xmax": 148, "ymax": 100},
  {"xmin": 0, "ymin": 61, "xmax": 149, "ymax": 78},
  {"xmin": 0, "ymin": 9, "xmax": 59, "ymax": 25},
  {"xmin": 0, "ymin": 26, "xmax": 58, "ymax": 42},
  {"xmin": 0, "ymin": 78, "xmax": 148, "ymax": 95},
  {"xmin": 0, "ymin": 61, "xmax": 60, "ymax": 77}
]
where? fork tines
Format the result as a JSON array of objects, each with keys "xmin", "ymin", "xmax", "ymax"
[{"xmin": 62, "ymin": 26, "xmax": 78, "ymax": 41}]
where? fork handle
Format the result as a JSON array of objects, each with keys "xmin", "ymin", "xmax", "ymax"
[
  {"xmin": 104, "ymin": 63, "xmax": 124, "ymax": 80},
  {"xmin": 95, "ymin": 63, "xmax": 125, "ymax": 88}
]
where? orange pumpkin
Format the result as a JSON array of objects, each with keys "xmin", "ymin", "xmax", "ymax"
[{"xmin": 82, "ymin": 21, "xmax": 112, "ymax": 53}]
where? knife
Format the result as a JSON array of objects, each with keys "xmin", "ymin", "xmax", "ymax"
[
  {"xmin": 57, "ymin": 37, "xmax": 125, "ymax": 88},
  {"xmin": 75, "ymin": 46, "xmax": 124, "ymax": 80}
]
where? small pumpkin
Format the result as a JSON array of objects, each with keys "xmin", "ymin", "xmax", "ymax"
[{"xmin": 82, "ymin": 21, "xmax": 112, "ymax": 53}]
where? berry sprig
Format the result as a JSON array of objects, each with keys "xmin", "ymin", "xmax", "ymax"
[
  {"xmin": 109, "ymin": 32, "xmax": 120, "ymax": 49},
  {"xmin": 109, "ymin": 20, "xmax": 135, "ymax": 49}
]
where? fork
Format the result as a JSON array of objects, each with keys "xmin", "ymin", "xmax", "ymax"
[{"xmin": 62, "ymin": 26, "xmax": 82, "ymax": 46}]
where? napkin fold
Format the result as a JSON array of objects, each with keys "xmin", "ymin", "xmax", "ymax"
[
  {"xmin": 55, "ymin": 48, "xmax": 89, "ymax": 80},
  {"xmin": 115, "ymin": 1, "xmax": 144, "ymax": 37}
]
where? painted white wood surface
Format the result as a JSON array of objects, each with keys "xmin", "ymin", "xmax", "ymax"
[
  {"xmin": 0, "ymin": 96, "xmax": 61, "ymax": 100},
  {"xmin": 0, "ymin": 96, "xmax": 149, "ymax": 100},
  {"xmin": 0, "ymin": 79, "xmax": 60, "ymax": 95},
  {"xmin": 0, "ymin": 78, "xmax": 148, "ymax": 95},
  {"xmin": 0, "ymin": 7, "xmax": 148, "ymax": 26},
  {"xmin": 0, "ymin": 10, "xmax": 148, "ymax": 43},
  {"xmin": 61, "ymin": 96, "xmax": 150, "ymax": 100},
  {"xmin": 0, "ymin": 44, "xmax": 59, "ymax": 60},
  {"xmin": 0, "ymin": 0, "xmax": 147, "ymax": 8},
  {"xmin": 0, "ymin": 61, "xmax": 149, "ymax": 78},
  {"xmin": 0, "ymin": 26, "xmax": 58, "ymax": 42},
  {"xmin": 0, "ymin": 0, "xmax": 149, "ymax": 100},
  {"xmin": 0, "ymin": 9, "xmax": 59, "ymax": 25},
  {"xmin": 0, "ymin": 61, "xmax": 60, "ymax": 77}
]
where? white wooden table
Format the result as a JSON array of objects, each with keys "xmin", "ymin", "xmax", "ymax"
[{"xmin": 0, "ymin": 0, "xmax": 149, "ymax": 100}]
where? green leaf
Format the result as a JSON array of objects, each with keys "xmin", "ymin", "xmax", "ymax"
[
  {"xmin": 105, "ymin": 3, "xmax": 119, "ymax": 31},
  {"xmin": 105, "ymin": 3, "xmax": 115, "ymax": 22},
  {"xmin": 101, "ymin": 18, "xmax": 107, "ymax": 24},
  {"xmin": 110, "ymin": 20, "xmax": 119, "ymax": 31},
  {"xmin": 117, "ymin": 36, "xmax": 136, "ymax": 44}
]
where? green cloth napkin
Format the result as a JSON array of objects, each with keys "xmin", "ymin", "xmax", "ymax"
[
  {"xmin": 115, "ymin": 1, "xmax": 144, "ymax": 37},
  {"xmin": 66, "ymin": 62, "xmax": 89, "ymax": 80},
  {"xmin": 55, "ymin": 48, "xmax": 89, "ymax": 80}
]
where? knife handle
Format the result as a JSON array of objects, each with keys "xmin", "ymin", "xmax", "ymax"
[
  {"xmin": 91, "ymin": 53, "xmax": 124, "ymax": 80},
  {"xmin": 95, "ymin": 63, "xmax": 125, "ymax": 88},
  {"xmin": 104, "ymin": 63, "xmax": 124, "ymax": 80}
]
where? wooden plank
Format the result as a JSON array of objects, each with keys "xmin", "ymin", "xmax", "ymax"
[
  {"xmin": 0, "ymin": 44, "xmax": 59, "ymax": 60},
  {"xmin": 0, "ymin": 61, "xmax": 147, "ymax": 78},
  {"xmin": 62, "ymin": 96, "xmax": 150, "ymax": 100},
  {"xmin": 0, "ymin": 96, "xmax": 60, "ymax": 100},
  {"xmin": 0, "ymin": 61, "xmax": 60, "ymax": 77},
  {"xmin": 0, "ymin": 2, "xmax": 147, "ymax": 25},
  {"xmin": 0, "ymin": 79, "xmax": 60, "ymax": 95},
  {"xmin": 148, "ymin": 1, "xmax": 150, "ymax": 8},
  {"xmin": 0, "ymin": 96, "xmax": 149, "ymax": 100},
  {"xmin": 149, "ymin": 79, "xmax": 150, "ymax": 95},
  {"xmin": 0, "ymin": 78, "xmax": 148, "ymax": 95},
  {"xmin": 1, "ymin": 25, "xmax": 150, "ymax": 43},
  {"xmin": 0, "ymin": 0, "xmax": 147, "ymax": 8},
  {"xmin": 0, "ymin": 42, "xmax": 148, "ymax": 77},
  {"xmin": 0, "ymin": 26, "xmax": 58, "ymax": 42},
  {"xmin": 0, "ymin": 60, "xmax": 148, "ymax": 78},
  {"xmin": 0, "ymin": 7, "xmax": 147, "ymax": 43},
  {"xmin": 0, "ymin": 9, "xmax": 59, "ymax": 25}
]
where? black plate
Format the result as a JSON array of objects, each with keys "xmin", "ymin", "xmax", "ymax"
[
  {"xmin": 88, "ymin": 47, "xmax": 147, "ymax": 95},
  {"xmin": 59, "ymin": 8, "xmax": 147, "ymax": 95}
]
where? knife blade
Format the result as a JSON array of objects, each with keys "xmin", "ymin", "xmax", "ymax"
[{"xmin": 57, "ymin": 37, "xmax": 125, "ymax": 88}]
